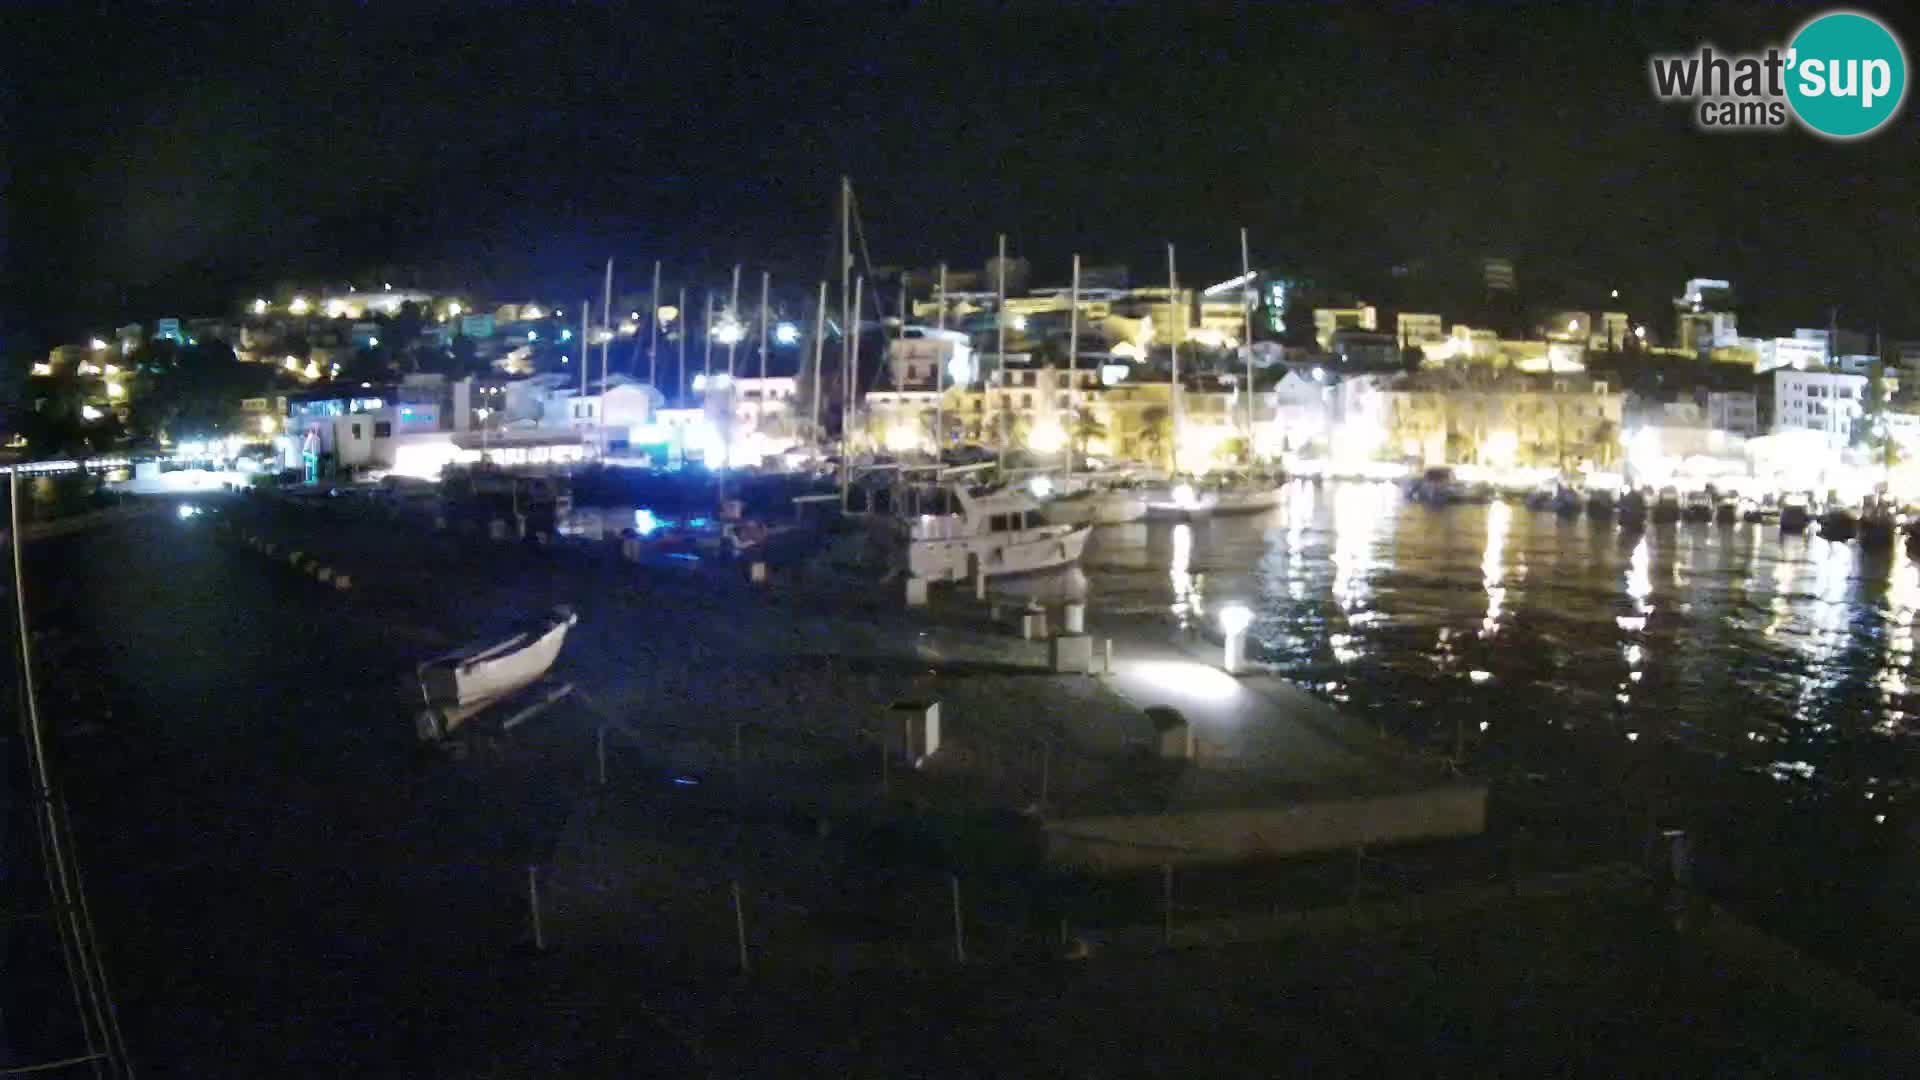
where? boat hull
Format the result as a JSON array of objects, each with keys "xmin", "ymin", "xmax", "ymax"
[
  {"xmin": 910, "ymin": 524, "xmax": 1091, "ymax": 580},
  {"xmin": 421, "ymin": 609, "xmax": 577, "ymax": 709},
  {"xmin": 1044, "ymin": 491, "xmax": 1148, "ymax": 526},
  {"xmin": 1209, "ymin": 488, "xmax": 1283, "ymax": 515}
]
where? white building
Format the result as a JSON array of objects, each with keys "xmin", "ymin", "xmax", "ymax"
[
  {"xmin": 1773, "ymin": 369, "xmax": 1867, "ymax": 447},
  {"xmin": 1755, "ymin": 334, "xmax": 1830, "ymax": 373},
  {"xmin": 886, "ymin": 328, "xmax": 973, "ymax": 389},
  {"xmin": 1396, "ymin": 313, "xmax": 1445, "ymax": 349},
  {"xmin": 1706, "ymin": 390, "xmax": 1759, "ymax": 436}
]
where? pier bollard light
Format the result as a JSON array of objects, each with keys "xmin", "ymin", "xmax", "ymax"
[
  {"xmin": 749, "ymin": 561, "xmax": 768, "ymax": 585},
  {"xmin": 1220, "ymin": 604, "xmax": 1252, "ymax": 674},
  {"xmin": 1064, "ymin": 600, "xmax": 1086, "ymax": 635}
]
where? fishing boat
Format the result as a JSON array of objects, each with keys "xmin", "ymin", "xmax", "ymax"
[
  {"xmin": 1407, "ymin": 466, "xmax": 1468, "ymax": 506},
  {"xmin": 1779, "ymin": 493, "xmax": 1812, "ymax": 534},
  {"xmin": 1617, "ymin": 488, "xmax": 1649, "ymax": 527},
  {"xmin": 415, "ymin": 606, "xmax": 578, "ymax": 740},
  {"xmin": 1815, "ymin": 506, "xmax": 1858, "ymax": 542},
  {"xmin": 908, "ymin": 483, "xmax": 1091, "ymax": 580},
  {"xmin": 1681, "ymin": 489, "xmax": 1714, "ymax": 524},
  {"xmin": 1651, "ymin": 487, "xmax": 1682, "ymax": 524},
  {"xmin": 1552, "ymin": 485, "xmax": 1583, "ymax": 517},
  {"xmin": 1858, "ymin": 501, "xmax": 1897, "ymax": 550}
]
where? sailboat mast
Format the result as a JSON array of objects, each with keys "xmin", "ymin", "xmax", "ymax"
[
  {"xmin": 1067, "ymin": 253, "xmax": 1080, "ymax": 477},
  {"xmin": 996, "ymin": 233, "xmax": 1008, "ymax": 476},
  {"xmin": 725, "ymin": 263, "xmax": 741, "ymax": 480},
  {"xmin": 841, "ymin": 275, "xmax": 863, "ymax": 511},
  {"xmin": 811, "ymin": 280, "xmax": 827, "ymax": 445},
  {"xmin": 647, "ymin": 259, "xmax": 662, "ymax": 388},
  {"xmin": 840, "ymin": 176, "xmax": 852, "ymax": 456},
  {"xmin": 600, "ymin": 257, "xmax": 613, "ymax": 458},
  {"xmin": 1168, "ymin": 242, "xmax": 1181, "ymax": 476},
  {"xmin": 1240, "ymin": 227, "xmax": 1254, "ymax": 461},
  {"xmin": 676, "ymin": 286, "xmax": 688, "ymax": 404},
  {"xmin": 758, "ymin": 270, "xmax": 770, "ymax": 437},
  {"xmin": 579, "ymin": 301, "xmax": 590, "ymax": 400},
  {"xmin": 935, "ymin": 261, "xmax": 947, "ymax": 461}
]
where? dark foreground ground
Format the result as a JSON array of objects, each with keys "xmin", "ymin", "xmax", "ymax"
[{"xmin": 5, "ymin": 500, "xmax": 1918, "ymax": 1076}]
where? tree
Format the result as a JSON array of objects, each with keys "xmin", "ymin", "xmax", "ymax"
[
  {"xmin": 1070, "ymin": 405, "xmax": 1107, "ymax": 466},
  {"xmin": 1137, "ymin": 404, "xmax": 1172, "ymax": 470}
]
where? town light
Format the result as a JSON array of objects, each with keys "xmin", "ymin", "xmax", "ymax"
[
  {"xmin": 1029, "ymin": 474, "xmax": 1055, "ymax": 499},
  {"xmin": 1634, "ymin": 326, "xmax": 1647, "ymax": 340},
  {"xmin": 1026, "ymin": 420, "xmax": 1066, "ymax": 454},
  {"xmin": 89, "ymin": 337, "xmax": 108, "ymax": 351},
  {"xmin": 523, "ymin": 304, "xmax": 545, "ymax": 320},
  {"xmin": 714, "ymin": 318, "xmax": 746, "ymax": 346},
  {"xmin": 253, "ymin": 298, "xmax": 270, "ymax": 315},
  {"xmin": 289, "ymin": 296, "xmax": 311, "ymax": 315},
  {"xmin": 81, "ymin": 405, "xmax": 103, "ymax": 421},
  {"xmin": 105, "ymin": 381, "xmax": 124, "ymax": 399},
  {"xmin": 1567, "ymin": 319, "xmax": 1579, "ymax": 333},
  {"xmin": 528, "ymin": 330, "xmax": 538, "ymax": 341},
  {"xmin": 283, "ymin": 356, "xmax": 299, "ymax": 371},
  {"xmin": 774, "ymin": 321, "xmax": 801, "ymax": 346},
  {"xmin": 447, "ymin": 301, "xmax": 463, "ymax": 317},
  {"xmin": 368, "ymin": 336, "xmax": 379, "ymax": 347},
  {"xmin": 657, "ymin": 304, "xmax": 680, "ymax": 325},
  {"xmin": 258, "ymin": 416, "xmax": 276, "ymax": 434},
  {"xmin": 326, "ymin": 299, "xmax": 348, "ymax": 318}
]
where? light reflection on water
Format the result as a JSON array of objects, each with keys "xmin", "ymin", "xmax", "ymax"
[{"xmin": 1067, "ymin": 480, "xmax": 1920, "ymax": 812}]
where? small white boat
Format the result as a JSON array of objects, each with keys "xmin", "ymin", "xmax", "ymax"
[
  {"xmin": 415, "ymin": 607, "xmax": 577, "ymax": 739},
  {"xmin": 1206, "ymin": 475, "xmax": 1284, "ymax": 515},
  {"xmin": 1145, "ymin": 480, "xmax": 1217, "ymax": 521},
  {"xmin": 908, "ymin": 484, "xmax": 1091, "ymax": 580},
  {"xmin": 1040, "ymin": 475, "xmax": 1149, "ymax": 526}
]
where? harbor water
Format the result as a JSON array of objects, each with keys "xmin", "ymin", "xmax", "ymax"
[{"xmin": 998, "ymin": 478, "xmax": 1920, "ymax": 994}]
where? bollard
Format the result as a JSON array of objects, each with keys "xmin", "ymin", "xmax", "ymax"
[
  {"xmin": 1021, "ymin": 604, "xmax": 1048, "ymax": 641},
  {"xmin": 749, "ymin": 561, "xmax": 768, "ymax": 585},
  {"xmin": 1063, "ymin": 600, "xmax": 1086, "ymax": 635}
]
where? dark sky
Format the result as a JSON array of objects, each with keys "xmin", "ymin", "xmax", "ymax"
[{"xmin": 5, "ymin": 2, "xmax": 1918, "ymax": 351}]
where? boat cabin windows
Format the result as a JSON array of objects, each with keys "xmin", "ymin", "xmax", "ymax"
[
  {"xmin": 987, "ymin": 510, "xmax": 1040, "ymax": 533},
  {"xmin": 373, "ymin": 421, "xmax": 392, "ymax": 438}
]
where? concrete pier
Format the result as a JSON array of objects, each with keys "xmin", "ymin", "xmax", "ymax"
[{"xmin": 1042, "ymin": 622, "xmax": 1486, "ymax": 870}]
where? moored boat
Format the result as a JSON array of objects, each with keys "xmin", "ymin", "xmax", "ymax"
[
  {"xmin": 908, "ymin": 482, "xmax": 1091, "ymax": 580},
  {"xmin": 1858, "ymin": 502, "xmax": 1896, "ymax": 550},
  {"xmin": 415, "ymin": 606, "xmax": 578, "ymax": 739},
  {"xmin": 1779, "ymin": 493, "xmax": 1812, "ymax": 534}
]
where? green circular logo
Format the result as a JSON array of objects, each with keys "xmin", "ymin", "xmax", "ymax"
[{"xmin": 1787, "ymin": 11, "xmax": 1907, "ymax": 138}]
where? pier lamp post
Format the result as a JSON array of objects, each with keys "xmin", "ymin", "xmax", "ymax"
[{"xmin": 1219, "ymin": 604, "xmax": 1252, "ymax": 674}]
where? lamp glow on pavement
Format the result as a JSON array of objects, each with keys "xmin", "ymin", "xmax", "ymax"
[{"xmin": 1129, "ymin": 661, "xmax": 1242, "ymax": 703}]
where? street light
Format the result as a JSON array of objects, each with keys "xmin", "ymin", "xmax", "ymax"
[
  {"xmin": 774, "ymin": 321, "xmax": 800, "ymax": 346},
  {"xmin": 1219, "ymin": 604, "xmax": 1252, "ymax": 673}
]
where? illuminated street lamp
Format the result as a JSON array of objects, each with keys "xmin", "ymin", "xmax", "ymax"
[
  {"xmin": 714, "ymin": 317, "xmax": 746, "ymax": 346},
  {"xmin": 774, "ymin": 321, "xmax": 800, "ymax": 346},
  {"xmin": 253, "ymin": 298, "xmax": 270, "ymax": 315},
  {"xmin": 1219, "ymin": 604, "xmax": 1252, "ymax": 673},
  {"xmin": 289, "ymin": 296, "xmax": 311, "ymax": 315},
  {"xmin": 89, "ymin": 337, "xmax": 108, "ymax": 351}
]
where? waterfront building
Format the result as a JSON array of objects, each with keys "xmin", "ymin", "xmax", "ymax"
[
  {"xmin": 1706, "ymin": 390, "xmax": 1760, "ymax": 436},
  {"xmin": 1313, "ymin": 304, "xmax": 1376, "ymax": 350},
  {"xmin": 1379, "ymin": 373, "xmax": 1623, "ymax": 468},
  {"xmin": 1772, "ymin": 368, "xmax": 1867, "ymax": 447},
  {"xmin": 1396, "ymin": 313, "xmax": 1445, "ymax": 350}
]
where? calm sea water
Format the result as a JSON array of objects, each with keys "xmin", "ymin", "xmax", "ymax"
[{"xmin": 998, "ymin": 479, "xmax": 1920, "ymax": 992}]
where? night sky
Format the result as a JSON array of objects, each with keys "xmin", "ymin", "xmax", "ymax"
[{"xmin": 6, "ymin": 2, "xmax": 1918, "ymax": 350}]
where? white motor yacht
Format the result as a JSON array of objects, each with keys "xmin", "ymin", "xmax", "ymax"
[{"xmin": 908, "ymin": 484, "xmax": 1092, "ymax": 580}]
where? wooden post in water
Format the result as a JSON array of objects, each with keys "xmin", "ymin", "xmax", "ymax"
[
  {"xmin": 528, "ymin": 865, "xmax": 545, "ymax": 950},
  {"xmin": 732, "ymin": 880, "xmax": 751, "ymax": 973},
  {"xmin": 950, "ymin": 873, "xmax": 966, "ymax": 963},
  {"xmin": 1162, "ymin": 863, "xmax": 1174, "ymax": 945}
]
